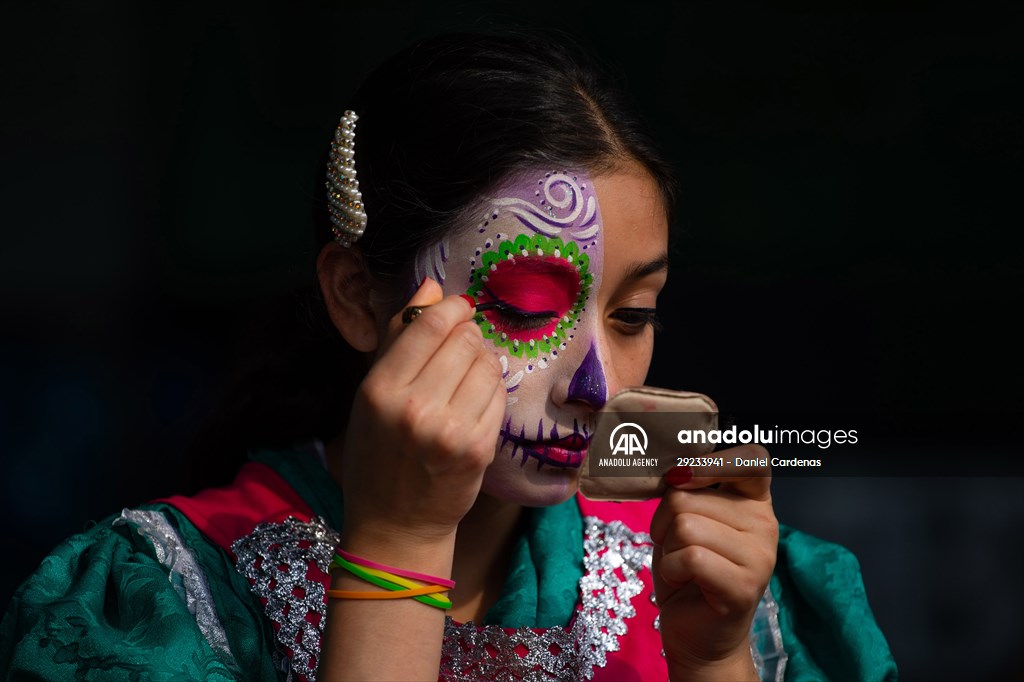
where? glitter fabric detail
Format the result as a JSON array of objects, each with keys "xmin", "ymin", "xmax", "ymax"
[
  {"xmin": 750, "ymin": 585, "xmax": 788, "ymax": 681},
  {"xmin": 232, "ymin": 516, "xmax": 340, "ymax": 682},
  {"xmin": 438, "ymin": 516, "xmax": 652, "ymax": 681},
  {"xmin": 577, "ymin": 517, "xmax": 653, "ymax": 670},
  {"xmin": 114, "ymin": 509, "xmax": 238, "ymax": 673},
  {"xmin": 441, "ymin": 616, "xmax": 592, "ymax": 681}
]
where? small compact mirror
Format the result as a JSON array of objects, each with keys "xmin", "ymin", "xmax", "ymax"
[{"xmin": 580, "ymin": 387, "xmax": 719, "ymax": 501}]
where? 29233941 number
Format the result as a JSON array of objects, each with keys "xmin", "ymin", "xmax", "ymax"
[{"xmin": 676, "ymin": 457, "xmax": 724, "ymax": 467}]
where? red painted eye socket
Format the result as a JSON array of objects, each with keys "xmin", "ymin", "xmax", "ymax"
[{"xmin": 478, "ymin": 257, "xmax": 581, "ymax": 340}]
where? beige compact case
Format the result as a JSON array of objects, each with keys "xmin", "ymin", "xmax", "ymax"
[{"xmin": 580, "ymin": 387, "xmax": 719, "ymax": 501}]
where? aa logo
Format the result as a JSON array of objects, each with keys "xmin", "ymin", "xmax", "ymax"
[{"xmin": 609, "ymin": 422, "xmax": 648, "ymax": 456}]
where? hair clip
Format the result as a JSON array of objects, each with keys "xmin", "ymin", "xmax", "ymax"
[{"xmin": 326, "ymin": 110, "xmax": 368, "ymax": 247}]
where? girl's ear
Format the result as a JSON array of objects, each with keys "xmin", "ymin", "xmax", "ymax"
[{"xmin": 316, "ymin": 242, "xmax": 379, "ymax": 352}]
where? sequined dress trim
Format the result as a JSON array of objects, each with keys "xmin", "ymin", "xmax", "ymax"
[
  {"xmin": 232, "ymin": 516, "xmax": 339, "ymax": 681},
  {"xmin": 115, "ymin": 508, "xmax": 238, "ymax": 673},
  {"xmin": 750, "ymin": 584, "xmax": 788, "ymax": 681}
]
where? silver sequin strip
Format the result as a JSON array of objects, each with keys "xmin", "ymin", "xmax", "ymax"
[
  {"xmin": 115, "ymin": 509, "xmax": 238, "ymax": 674},
  {"xmin": 441, "ymin": 616, "xmax": 592, "ymax": 681},
  {"xmin": 232, "ymin": 516, "xmax": 340, "ymax": 682},
  {"xmin": 749, "ymin": 585, "xmax": 789, "ymax": 682},
  {"xmin": 577, "ymin": 517, "xmax": 653, "ymax": 671}
]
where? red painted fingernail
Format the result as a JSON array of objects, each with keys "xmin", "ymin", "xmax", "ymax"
[
  {"xmin": 459, "ymin": 294, "xmax": 477, "ymax": 308},
  {"xmin": 665, "ymin": 466, "xmax": 693, "ymax": 487}
]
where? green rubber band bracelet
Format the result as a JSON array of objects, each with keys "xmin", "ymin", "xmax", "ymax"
[
  {"xmin": 334, "ymin": 555, "xmax": 452, "ymax": 610},
  {"xmin": 331, "ymin": 555, "xmax": 452, "ymax": 610}
]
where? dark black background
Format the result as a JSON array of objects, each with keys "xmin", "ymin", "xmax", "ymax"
[{"xmin": 2, "ymin": 2, "xmax": 1022, "ymax": 679}]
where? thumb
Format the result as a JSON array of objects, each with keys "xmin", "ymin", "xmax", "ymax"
[{"xmin": 407, "ymin": 277, "xmax": 445, "ymax": 308}]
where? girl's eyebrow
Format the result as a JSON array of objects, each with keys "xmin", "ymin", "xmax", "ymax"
[{"xmin": 621, "ymin": 254, "xmax": 670, "ymax": 282}]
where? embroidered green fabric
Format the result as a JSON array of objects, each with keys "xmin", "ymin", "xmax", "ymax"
[
  {"xmin": 771, "ymin": 525, "xmax": 898, "ymax": 681},
  {"xmin": 0, "ymin": 503, "xmax": 279, "ymax": 680}
]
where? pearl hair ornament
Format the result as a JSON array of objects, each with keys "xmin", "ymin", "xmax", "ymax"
[{"xmin": 326, "ymin": 110, "xmax": 368, "ymax": 247}]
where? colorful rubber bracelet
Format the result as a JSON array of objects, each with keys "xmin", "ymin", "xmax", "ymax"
[
  {"xmin": 358, "ymin": 564, "xmax": 426, "ymax": 591},
  {"xmin": 326, "ymin": 584, "xmax": 447, "ymax": 599},
  {"xmin": 335, "ymin": 558, "xmax": 452, "ymax": 610},
  {"xmin": 335, "ymin": 548, "xmax": 456, "ymax": 589},
  {"xmin": 332, "ymin": 555, "xmax": 452, "ymax": 609}
]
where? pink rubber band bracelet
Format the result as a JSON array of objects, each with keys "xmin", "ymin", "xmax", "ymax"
[{"xmin": 335, "ymin": 549, "xmax": 456, "ymax": 589}]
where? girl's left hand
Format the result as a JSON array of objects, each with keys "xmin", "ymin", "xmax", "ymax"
[{"xmin": 649, "ymin": 446, "xmax": 778, "ymax": 680}]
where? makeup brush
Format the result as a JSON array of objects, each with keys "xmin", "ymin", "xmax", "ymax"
[{"xmin": 402, "ymin": 299, "xmax": 554, "ymax": 324}]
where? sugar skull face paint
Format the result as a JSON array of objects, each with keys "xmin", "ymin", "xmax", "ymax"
[{"xmin": 414, "ymin": 169, "xmax": 607, "ymax": 503}]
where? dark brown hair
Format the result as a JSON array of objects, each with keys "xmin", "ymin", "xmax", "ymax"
[{"xmin": 188, "ymin": 31, "xmax": 676, "ymax": 487}]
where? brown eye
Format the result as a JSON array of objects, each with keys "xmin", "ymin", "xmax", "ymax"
[{"xmin": 609, "ymin": 308, "xmax": 661, "ymax": 334}]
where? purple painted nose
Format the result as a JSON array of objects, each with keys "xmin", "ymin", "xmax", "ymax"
[{"xmin": 567, "ymin": 342, "xmax": 608, "ymax": 409}]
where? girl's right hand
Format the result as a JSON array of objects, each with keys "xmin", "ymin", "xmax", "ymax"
[{"xmin": 338, "ymin": 278, "xmax": 508, "ymax": 549}]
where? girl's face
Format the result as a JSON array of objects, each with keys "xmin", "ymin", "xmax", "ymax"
[{"xmin": 416, "ymin": 162, "xmax": 669, "ymax": 506}]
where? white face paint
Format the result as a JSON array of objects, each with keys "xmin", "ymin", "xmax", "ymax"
[{"xmin": 414, "ymin": 169, "xmax": 608, "ymax": 505}]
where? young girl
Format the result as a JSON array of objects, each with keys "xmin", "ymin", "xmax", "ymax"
[{"xmin": 1, "ymin": 33, "xmax": 896, "ymax": 681}]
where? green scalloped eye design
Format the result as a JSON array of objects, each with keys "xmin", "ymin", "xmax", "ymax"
[{"xmin": 465, "ymin": 234, "xmax": 593, "ymax": 358}]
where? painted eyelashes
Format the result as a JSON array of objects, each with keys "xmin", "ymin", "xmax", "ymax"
[{"xmin": 477, "ymin": 284, "xmax": 557, "ymax": 332}]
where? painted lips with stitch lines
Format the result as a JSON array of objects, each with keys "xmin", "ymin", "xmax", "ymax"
[{"xmin": 499, "ymin": 417, "xmax": 591, "ymax": 469}]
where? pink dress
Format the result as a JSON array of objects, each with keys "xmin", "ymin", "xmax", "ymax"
[{"xmin": 162, "ymin": 460, "xmax": 670, "ymax": 681}]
